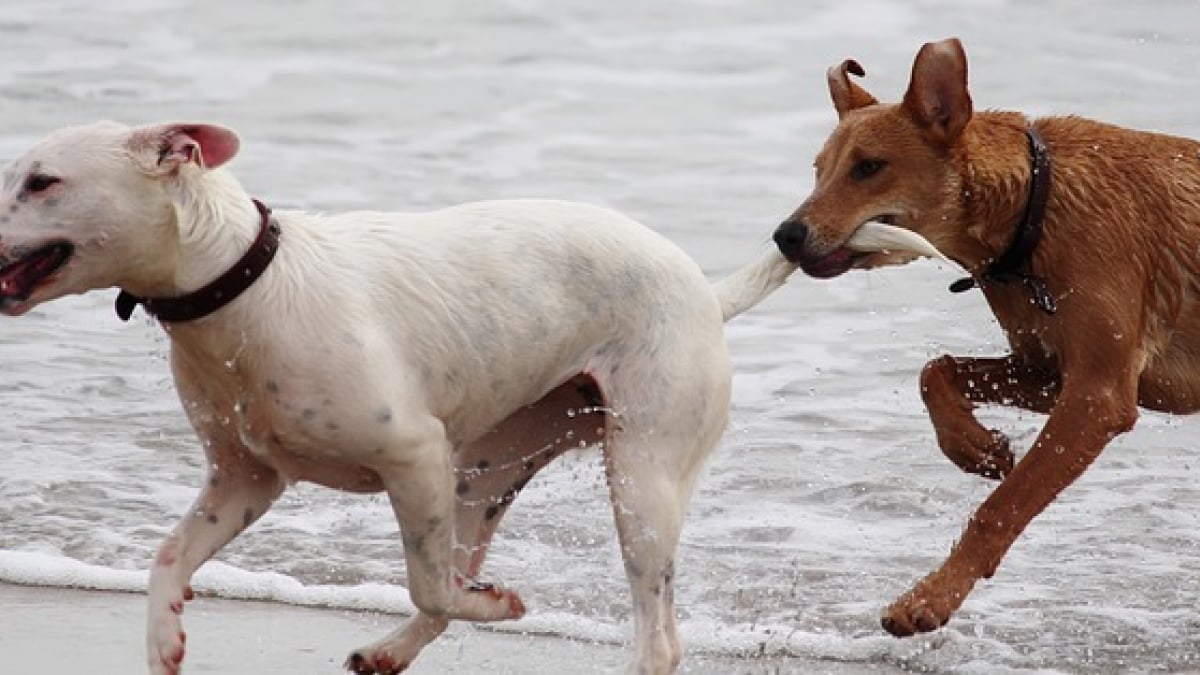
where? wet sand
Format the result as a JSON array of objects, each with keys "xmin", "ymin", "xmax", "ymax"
[{"xmin": 0, "ymin": 582, "xmax": 897, "ymax": 674}]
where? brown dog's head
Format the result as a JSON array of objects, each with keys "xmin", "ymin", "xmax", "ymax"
[{"xmin": 774, "ymin": 38, "xmax": 972, "ymax": 278}]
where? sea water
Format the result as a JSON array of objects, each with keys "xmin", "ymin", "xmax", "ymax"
[{"xmin": 1, "ymin": 0, "xmax": 1199, "ymax": 671}]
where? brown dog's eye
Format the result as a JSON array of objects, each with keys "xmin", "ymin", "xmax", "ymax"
[
  {"xmin": 24, "ymin": 173, "xmax": 61, "ymax": 194},
  {"xmin": 850, "ymin": 158, "xmax": 886, "ymax": 181}
]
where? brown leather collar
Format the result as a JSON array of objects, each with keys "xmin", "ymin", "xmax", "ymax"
[
  {"xmin": 115, "ymin": 199, "xmax": 281, "ymax": 322},
  {"xmin": 949, "ymin": 124, "xmax": 1056, "ymax": 314}
]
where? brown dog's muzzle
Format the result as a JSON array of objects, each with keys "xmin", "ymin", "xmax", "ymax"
[
  {"xmin": 773, "ymin": 218, "xmax": 808, "ymax": 263},
  {"xmin": 774, "ymin": 218, "xmax": 862, "ymax": 279}
]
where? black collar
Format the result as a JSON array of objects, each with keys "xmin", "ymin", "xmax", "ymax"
[
  {"xmin": 115, "ymin": 199, "xmax": 281, "ymax": 322},
  {"xmin": 949, "ymin": 124, "xmax": 1056, "ymax": 314}
]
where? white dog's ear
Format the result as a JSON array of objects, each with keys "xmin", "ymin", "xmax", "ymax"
[{"xmin": 130, "ymin": 123, "xmax": 241, "ymax": 175}]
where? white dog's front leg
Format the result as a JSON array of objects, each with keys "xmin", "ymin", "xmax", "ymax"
[{"xmin": 146, "ymin": 450, "xmax": 283, "ymax": 675}]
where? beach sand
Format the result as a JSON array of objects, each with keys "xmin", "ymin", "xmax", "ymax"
[{"xmin": 0, "ymin": 582, "xmax": 893, "ymax": 674}]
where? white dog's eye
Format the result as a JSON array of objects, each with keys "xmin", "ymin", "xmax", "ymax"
[{"xmin": 24, "ymin": 173, "xmax": 61, "ymax": 194}]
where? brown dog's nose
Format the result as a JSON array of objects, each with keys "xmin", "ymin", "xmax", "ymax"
[{"xmin": 773, "ymin": 219, "xmax": 808, "ymax": 263}]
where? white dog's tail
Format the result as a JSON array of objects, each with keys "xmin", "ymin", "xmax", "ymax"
[{"xmin": 713, "ymin": 249, "xmax": 797, "ymax": 322}]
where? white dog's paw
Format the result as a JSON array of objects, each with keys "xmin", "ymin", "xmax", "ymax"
[
  {"xmin": 146, "ymin": 593, "xmax": 189, "ymax": 674},
  {"xmin": 454, "ymin": 578, "xmax": 527, "ymax": 621},
  {"xmin": 345, "ymin": 647, "xmax": 412, "ymax": 675}
]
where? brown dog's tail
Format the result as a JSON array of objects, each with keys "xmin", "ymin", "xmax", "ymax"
[{"xmin": 713, "ymin": 249, "xmax": 797, "ymax": 322}]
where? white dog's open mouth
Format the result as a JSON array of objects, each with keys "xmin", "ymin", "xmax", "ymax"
[
  {"xmin": 0, "ymin": 242, "xmax": 74, "ymax": 303},
  {"xmin": 845, "ymin": 220, "xmax": 955, "ymax": 265}
]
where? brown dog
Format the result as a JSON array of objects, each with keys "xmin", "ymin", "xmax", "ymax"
[{"xmin": 774, "ymin": 37, "xmax": 1200, "ymax": 637}]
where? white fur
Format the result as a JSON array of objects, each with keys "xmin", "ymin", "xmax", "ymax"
[{"xmin": 0, "ymin": 120, "xmax": 795, "ymax": 675}]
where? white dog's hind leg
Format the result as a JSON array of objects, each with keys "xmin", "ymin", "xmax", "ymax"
[
  {"xmin": 600, "ymin": 343, "xmax": 732, "ymax": 674},
  {"xmin": 604, "ymin": 429, "xmax": 711, "ymax": 675},
  {"xmin": 146, "ymin": 445, "xmax": 284, "ymax": 675}
]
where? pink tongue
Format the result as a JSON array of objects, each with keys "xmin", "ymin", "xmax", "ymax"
[{"xmin": 0, "ymin": 252, "xmax": 51, "ymax": 297}]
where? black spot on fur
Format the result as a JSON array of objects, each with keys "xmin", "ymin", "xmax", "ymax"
[
  {"xmin": 265, "ymin": 380, "xmax": 279, "ymax": 393},
  {"xmin": 375, "ymin": 407, "xmax": 393, "ymax": 424},
  {"xmin": 206, "ymin": 514, "xmax": 219, "ymax": 524},
  {"xmin": 243, "ymin": 508, "xmax": 254, "ymax": 527},
  {"xmin": 402, "ymin": 531, "xmax": 426, "ymax": 553},
  {"xmin": 456, "ymin": 480, "xmax": 470, "ymax": 496},
  {"xmin": 8, "ymin": 204, "xmax": 17, "ymax": 212},
  {"xmin": 499, "ymin": 487, "xmax": 518, "ymax": 507},
  {"xmin": 523, "ymin": 459, "xmax": 534, "ymax": 471},
  {"xmin": 209, "ymin": 475, "xmax": 220, "ymax": 487},
  {"xmin": 301, "ymin": 408, "xmax": 316, "ymax": 421},
  {"xmin": 577, "ymin": 381, "xmax": 604, "ymax": 407},
  {"xmin": 475, "ymin": 460, "xmax": 490, "ymax": 471},
  {"xmin": 484, "ymin": 505, "xmax": 499, "ymax": 520},
  {"xmin": 326, "ymin": 421, "xmax": 340, "ymax": 431}
]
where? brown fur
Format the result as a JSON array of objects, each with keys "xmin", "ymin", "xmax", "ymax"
[{"xmin": 774, "ymin": 38, "xmax": 1200, "ymax": 636}]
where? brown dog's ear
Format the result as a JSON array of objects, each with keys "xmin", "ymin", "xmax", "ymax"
[
  {"xmin": 828, "ymin": 59, "xmax": 877, "ymax": 119},
  {"xmin": 902, "ymin": 38, "xmax": 973, "ymax": 145}
]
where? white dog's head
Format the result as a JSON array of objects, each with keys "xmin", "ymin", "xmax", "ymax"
[{"xmin": 0, "ymin": 121, "xmax": 240, "ymax": 315}]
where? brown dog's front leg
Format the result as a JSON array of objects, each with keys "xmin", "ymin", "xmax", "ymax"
[
  {"xmin": 885, "ymin": 371, "xmax": 1137, "ymax": 636},
  {"xmin": 920, "ymin": 355, "xmax": 1061, "ymax": 479}
]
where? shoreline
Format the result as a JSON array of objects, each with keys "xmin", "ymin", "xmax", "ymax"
[{"xmin": 0, "ymin": 581, "xmax": 898, "ymax": 673}]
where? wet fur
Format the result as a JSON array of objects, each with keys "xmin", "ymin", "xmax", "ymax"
[
  {"xmin": 0, "ymin": 120, "xmax": 794, "ymax": 675},
  {"xmin": 774, "ymin": 38, "xmax": 1200, "ymax": 636}
]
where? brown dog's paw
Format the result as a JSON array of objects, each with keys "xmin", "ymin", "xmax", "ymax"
[
  {"xmin": 936, "ymin": 426, "xmax": 1014, "ymax": 480},
  {"xmin": 974, "ymin": 429, "xmax": 1015, "ymax": 479},
  {"xmin": 881, "ymin": 595, "xmax": 949, "ymax": 637},
  {"xmin": 880, "ymin": 575, "xmax": 972, "ymax": 637}
]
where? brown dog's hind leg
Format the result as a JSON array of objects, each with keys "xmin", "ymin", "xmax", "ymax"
[{"xmin": 920, "ymin": 354, "xmax": 1060, "ymax": 479}]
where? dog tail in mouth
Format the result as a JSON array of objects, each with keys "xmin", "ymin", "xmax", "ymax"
[
  {"xmin": 713, "ymin": 248, "xmax": 798, "ymax": 322},
  {"xmin": 847, "ymin": 221, "xmax": 954, "ymax": 264}
]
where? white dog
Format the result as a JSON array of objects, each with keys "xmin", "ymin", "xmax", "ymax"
[{"xmin": 0, "ymin": 121, "xmax": 799, "ymax": 674}]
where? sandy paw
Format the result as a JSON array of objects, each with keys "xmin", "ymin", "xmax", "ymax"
[
  {"xmin": 457, "ymin": 577, "xmax": 527, "ymax": 620},
  {"xmin": 148, "ymin": 592, "xmax": 191, "ymax": 675},
  {"xmin": 345, "ymin": 649, "xmax": 410, "ymax": 674},
  {"xmin": 498, "ymin": 588, "xmax": 526, "ymax": 619},
  {"xmin": 148, "ymin": 622, "xmax": 187, "ymax": 675}
]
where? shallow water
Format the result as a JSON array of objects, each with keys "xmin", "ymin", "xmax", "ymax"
[{"xmin": 2, "ymin": 1, "xmax": 1200, "ymax": 672}]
